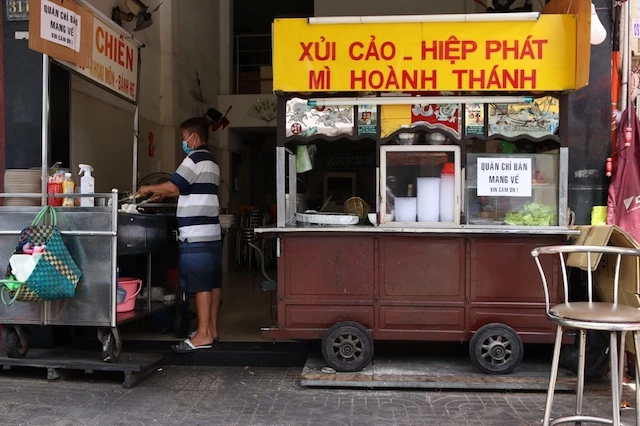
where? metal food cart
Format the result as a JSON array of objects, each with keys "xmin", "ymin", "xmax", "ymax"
[
  {"xmin": 0, "ymin": 2, "xmax": 173, "ymax": 364},
  {"xmin": 256, "ymin": 11, "xmax": 590, "ymax": 374}
]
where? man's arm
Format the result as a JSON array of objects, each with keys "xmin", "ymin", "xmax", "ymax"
[{"xmin": 137, "ymin": 181, "xmax": 179, "ymax": 201}]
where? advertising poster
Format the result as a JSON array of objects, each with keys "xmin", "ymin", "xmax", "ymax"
[
  {"xmin": 357, "ymin": 105, "xmax": 377, "ymax": 136},
  {"xmin": 285, "ymin": 97, "xmax": 354, "ymax": 137}
]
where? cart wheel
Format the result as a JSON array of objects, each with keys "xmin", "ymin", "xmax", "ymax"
[
  {"xmin": 469, "ymin": 323, "xmax": 523, "ymax": 374},
  {"xmin": 98, "ymin": 328, "xmax": 121, "ymax": 363},
  {"xmin": 6, "ymin": 326, "xmax": 29, "ymax": 359},
  {"xmin": 321, "ymin": 321, "xmax": 374, "ymax": 372}
]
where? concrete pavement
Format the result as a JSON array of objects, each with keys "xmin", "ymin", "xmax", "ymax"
[{"xmin": 0, "ymin": 365, "xmax": 636, "ymax": 425}]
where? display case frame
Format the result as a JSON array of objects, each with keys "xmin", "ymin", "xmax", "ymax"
[{"xmin": 379, "ymin": 145, "xmax": 462, "ymax": 227}]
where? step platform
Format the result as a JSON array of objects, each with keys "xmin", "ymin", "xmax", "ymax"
[
  {"xmin": 302, "ymin": 354, "xmax": 577, "ymax": 391},
  {"xmin": 0, "ymin": 347, "xmax": 162, "ymax": 388}
]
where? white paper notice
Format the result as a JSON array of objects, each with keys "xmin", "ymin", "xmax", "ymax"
[
  {"xmin": 477, "ymin": 157, "xmax": 532, "ymax": 197},
  {"xmin": 40, "ymin": 0, "xmax": 81, "ymax": 52}
]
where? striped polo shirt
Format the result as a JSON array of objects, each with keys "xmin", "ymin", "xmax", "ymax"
[{"xmin": 170, "ymin": 147, "xmax": 221, "ymax": 243}]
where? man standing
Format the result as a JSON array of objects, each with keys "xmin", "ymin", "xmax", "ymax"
[{"xmin": 137, "ymin": 117, "xmax": 222, "ymax": 352}]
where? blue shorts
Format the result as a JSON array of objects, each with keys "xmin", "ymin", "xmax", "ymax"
[{"xmin": 179, "ymin": 241, "xmax": 222, "ymax": 293}]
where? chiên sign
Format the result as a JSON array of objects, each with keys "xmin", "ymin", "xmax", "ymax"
[
  {"xmin": 65, "ymin": 14, "xmax": 139, "ymax": 102},
  {"xmin": 272, "ymin": 16, "xmax": 578, "ymax": 92},
  {"xmin": 476, "ymin": 157, "xmax": 532, "ymax": 197}
]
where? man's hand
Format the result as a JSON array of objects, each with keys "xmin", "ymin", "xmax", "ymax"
[
  {"xmin": 135, "ymin": 181, "xmax": 180, "ymax": 200},
  {"xmin": 148, "ymin": 193, "xmax": 165, "ymax": 203},
  {"xmin": 136, "ymin": 185, "xmax": 152, "ymax": 197}
]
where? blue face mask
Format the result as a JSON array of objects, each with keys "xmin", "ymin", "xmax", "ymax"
[{"xmin": 181, "ymin": 134, "xmax": 194, "ymax": 155}]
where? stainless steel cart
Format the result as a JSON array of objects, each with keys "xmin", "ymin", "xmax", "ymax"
[{"xmin": 0, "ymin": 192, "xmax": 125, "ymax": 360}]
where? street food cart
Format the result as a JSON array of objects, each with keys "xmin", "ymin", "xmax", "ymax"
[
  {"xmin": 256, "ymin": 3, "xmax": 591, "ymax": 373},
  {"xmin": 0, "ymin": 0, "xmax": 175, "ymax": 369}
]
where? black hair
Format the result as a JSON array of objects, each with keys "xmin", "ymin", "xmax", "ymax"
[{"xmin": 180, "ymin": 117, "xmax": 210, "ymax": 142}]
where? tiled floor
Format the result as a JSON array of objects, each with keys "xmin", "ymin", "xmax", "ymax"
[
  {"xmin": 121, "ymin": 271, "xmax": 274, "ymax": 342},
  {"xmin": 0, "ymin": 365, "xmax": 636, "ymax": 425}
]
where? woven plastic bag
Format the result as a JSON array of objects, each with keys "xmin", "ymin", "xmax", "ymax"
[{"xmin": 1, "ymin": 206, "xmax": 82, "ymax": 305}]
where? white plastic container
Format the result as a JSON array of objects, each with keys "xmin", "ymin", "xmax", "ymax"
[
  {"xmin": 79, "ymin": 164, "xmax": 95, "ymax": 207},
  {"xmin": 439, "ymin": 163, "xmax": 456, "ymax": 223},
  {"xmin": 394, "ymin": 197, "xmax": 417, "ymax": 222},
  {"xmin": 417, "ymin": 177, "xmax": 440, "ymax": 222}
]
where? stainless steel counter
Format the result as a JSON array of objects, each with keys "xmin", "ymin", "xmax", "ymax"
[{"xmin": 255, "ymin": 225, "xmax": 580, "ymax": 236}]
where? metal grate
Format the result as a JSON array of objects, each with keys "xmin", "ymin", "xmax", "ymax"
[{"xmin": 233, "ymin": 34, "xmax": 272, "ymax": 94}]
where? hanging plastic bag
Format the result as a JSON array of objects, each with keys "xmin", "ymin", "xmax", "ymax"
[
  {"xmin": 296, "ymin": 144, "xmax": 316, "ymax": 173},
  {"xmin": 607, "ymin": 106, "xmax": 640, "ymax": 241}
]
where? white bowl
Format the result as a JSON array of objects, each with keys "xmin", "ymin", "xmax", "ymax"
[{"xmin": 368, "ymin": 213, "xmax": 378, "ymax": 226}]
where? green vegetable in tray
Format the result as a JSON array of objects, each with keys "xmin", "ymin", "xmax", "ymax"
[{"xmin": 504, "ymin": 202, "xmax": 556, "ymax": 226}]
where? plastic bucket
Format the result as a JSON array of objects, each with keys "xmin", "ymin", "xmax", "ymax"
[{"xmin": 116, "ymin": 278, "xmax": 142, "ymax": 313}]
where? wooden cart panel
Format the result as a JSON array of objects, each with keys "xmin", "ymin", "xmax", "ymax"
[{"xmin": 271, "ymin": 232, "xmax": 562, "ymax": 344}]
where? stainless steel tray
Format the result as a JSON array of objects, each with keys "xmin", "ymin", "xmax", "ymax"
[{"xmin": 295, "ymin": 212, "xmax": 359, "ymax": 226}]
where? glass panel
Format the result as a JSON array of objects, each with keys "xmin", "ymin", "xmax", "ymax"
[
  {"xmin": 466, "ymin": 153, "xmax": 559, "ymax": 226},
  {"xmin": 382, "ymin": 146, "xmax": 459, "ymax": 224}
]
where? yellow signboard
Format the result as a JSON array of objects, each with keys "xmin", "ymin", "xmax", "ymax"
[{"xmin": 273, "ymin": 17, "xmax": 578, "ymax": 93}]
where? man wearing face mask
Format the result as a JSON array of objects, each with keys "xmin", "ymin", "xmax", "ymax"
[{"xmin": 137, "ymin": 117, "xmax": 222, "ymax": 352}]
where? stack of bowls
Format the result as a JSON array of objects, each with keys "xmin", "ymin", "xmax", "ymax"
[
  {"xmin": 4, "ymin": 169, "xmax": 41, "ymax": 206},
  {"xmin": 219, "ymin": 214, "xmax": 235, "ymax": 230}
]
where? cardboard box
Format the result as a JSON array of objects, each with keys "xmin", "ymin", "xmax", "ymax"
[{"xmin": 569, "ymin": 225, "xmax": 640, "ymax": 353}]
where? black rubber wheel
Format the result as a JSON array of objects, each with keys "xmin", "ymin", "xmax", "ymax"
[
  {"xmin": 98, "ymin": 328, "xmax": 121, "ymax": 363},
  {"xmin": 469, "ymin": 323, "xmax": 523, "ymax": 374},
  {"xmin": 321, "ymin": 322, "xmax": 374, "ymax": 372},
  {"xmin": 6, "ymin": 327, "xmax": 29, "ymax": 358}
]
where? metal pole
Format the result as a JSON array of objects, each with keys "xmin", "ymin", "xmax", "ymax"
[
  {"xmin": 111, "ymin": 189, "xmax": 118, "ymax": 327},
  {"xmin": 620, "ymin": 3, "xmax": 629, "ymax": 112},
  {"xmin": 132, "ymin": 52, "xmax": 142, "ymax": 196},
  {"xmin": 627, "ymin": 0, "xmax": 633, "ymax": 123},
  {"xmin": 276, "ymin": 146, "xmax": 285, "ymax": 227},
  {"xmin": 133, "ymin": 105, "xmax": 139, "ymax": 195},
  {"xmin": 558, "ymin": 147, "xmax": 569, "ymax": 227},
  {"xmin": 288, "ymin": 154, "xmax": 296, "ymax": 224},
  {"xmin": 41, "ymin": 55, "xmax": 51, "ymax": 206},
  {"xmin": 235, "ymin": 36, "xmax": 239, "ymax": 94}
]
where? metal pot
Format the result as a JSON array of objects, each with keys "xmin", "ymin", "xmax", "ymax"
[{"xmin": 285, "ymin": 193, "xmax": 308, "ymax": 217}]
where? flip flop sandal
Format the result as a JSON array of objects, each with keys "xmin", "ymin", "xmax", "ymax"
[
  {"xmin": 189, "ymin": 331, "xmax": 220, "ymax": 342},
  {"xmin": 171, "ymin": 338, "xmax": 213, "ymax": 353}
]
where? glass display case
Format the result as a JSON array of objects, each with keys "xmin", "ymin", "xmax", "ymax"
[
  {"xmin": 466, "ymin": 153, "xmax": 559, "ymax": 226},
  {"xmin": 379, "ymin": 145, "xmax": 461, "ymax": 226}
]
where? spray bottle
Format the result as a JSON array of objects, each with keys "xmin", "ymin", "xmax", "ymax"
[{"xmin": 78, "ymin": 164, "xmax": 95, "ymax": 207}]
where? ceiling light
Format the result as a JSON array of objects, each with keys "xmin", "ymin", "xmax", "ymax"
[
  {"xmin": 590, "ymin": 3, "xmax": 607, "ymax": 45},
  {"xmin": 307, "ymin": 12, "xmax": 540, "ymax": 25}
]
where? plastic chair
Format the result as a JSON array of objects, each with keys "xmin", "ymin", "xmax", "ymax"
[
  {"xmin": 531, "ymin": 245, "xmax": 640, "ymax": 426},
  {"xmin": 235, "ymin": 209, "xmax": 266, "ymax": 271}
]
